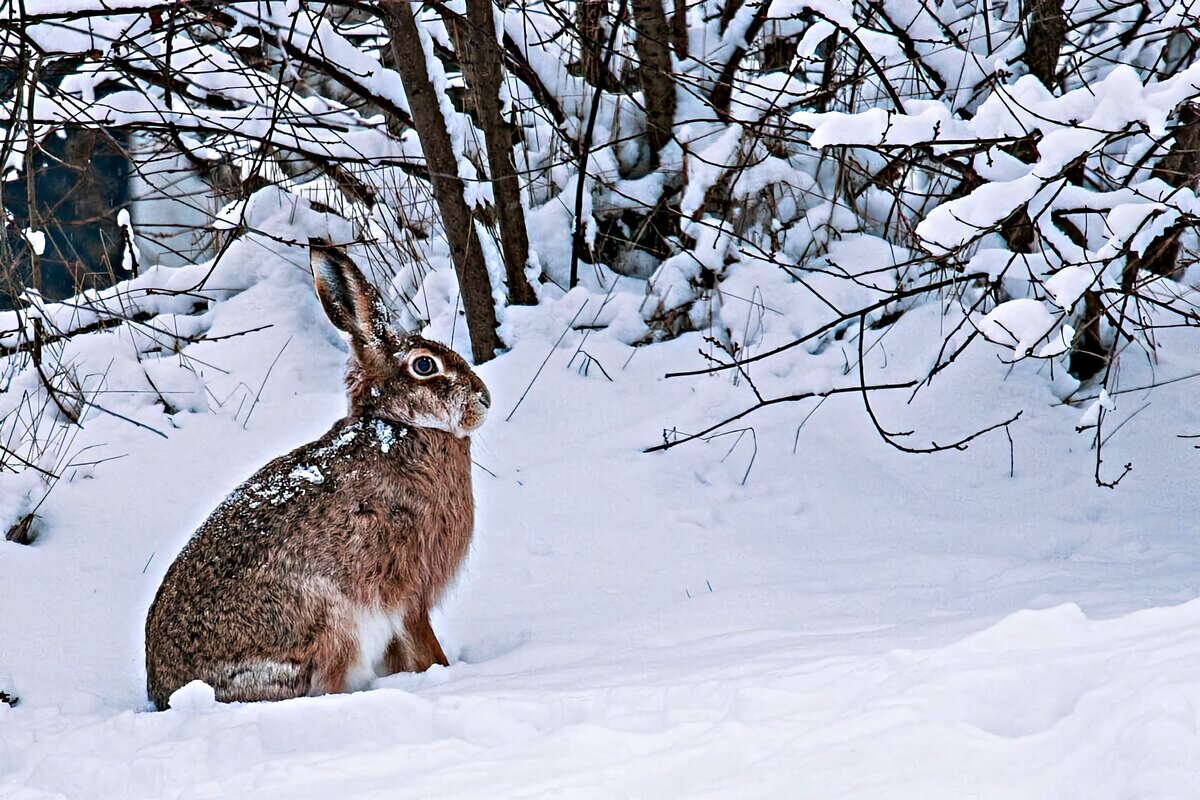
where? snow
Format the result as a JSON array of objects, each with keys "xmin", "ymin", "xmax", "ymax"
[
  {"xmin": 20, "ymin": 228, "xmax": 45, "ymax": 257},
  {"xmin": 1043, "ymin": 266, "xmax": 1097, "ymax": 311},
  {"xmin": 680, "ymin": 125, "xmax": 742, "ymax": 218},
  {"xmin": 288, "ymin": 464, "xmax": 324, "ymax": 485},
  {"xmin": 5, "ymin": 1, "xmax": 1200, "ymax": 795},
  {"xmin": 1079, "ymin": 388, "xmax": 1116, "ymax": 428},
  {"xmin": 9, "ymin": 599, "xmax": 1200, "ymax": 797},
  {"xmin": 3, "ymin": 236, "xmax": 1200, "ymax": 797},
  {"xmin": 978, "ymin": 298, "xmax": 1067, "ymax": 360},
  {"xmin": 166, "ymin": 680, "xmax": 216, "ymax": 712},
  {"xmin": 371, "ymin": 418, "xmax": 404, "ymax": 454},
  {"xmin": 212, "ymin": 199, "xmax": 247, "ymax": 231},
  {"xmin": 800, "ymin": 104, "xmax": 970, "ymax": 149}
]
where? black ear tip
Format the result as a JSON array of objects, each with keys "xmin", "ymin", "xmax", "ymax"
[{"xmin": 309, "ymin": 238, "xmax": 333, "ymax": 265}]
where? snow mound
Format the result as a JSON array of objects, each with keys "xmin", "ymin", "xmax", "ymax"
[
  {"xmin": 5, "ymin": 201, "xmax": 1200, "ymax": 797},
  {"xmin": 2, "ymin": 603, "xmax": 1199, "ymax": 797}
]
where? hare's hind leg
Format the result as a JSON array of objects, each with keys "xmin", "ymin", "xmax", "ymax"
[
  {"xmin": 382, "ymin": 609, "xmax": 449, "ymax": 674},
  {"xmin": 208, "ymin": 629, "xmax": 360, "ymax": 700},
  {"xmin": 208, "ymin": 659, "xmax": 313, "ymax": 703}
]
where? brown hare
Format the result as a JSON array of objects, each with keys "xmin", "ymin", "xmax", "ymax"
[{"xmin": 144, "ymin": 241, "xmax": 490, "ymax": 710}]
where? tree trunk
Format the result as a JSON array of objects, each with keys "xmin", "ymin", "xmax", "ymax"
[
  {"xmin": 463, "ymin": 0, "xmax": 537, "ymax": 305},
  {"xmin": 380, "ymin": 0, "xmax": 502, "ymax": 363},
  {"xmin": 1074, "ymin": 103, "xmax": 1198, "ymax": 378},
  {"xmin": 996, "ymin": 134, "xmax": 1040, "ymax": 253},
  {"xmin": 1067, "ymin": 289, "xmax": 1107, "ymax": 380},
  {"xmin": 1023, "ymin": 0, "xmax": 1064, "ymax": 89},
  {"xmin": 719, "ymin": 0, "xmax": 744, "ymax": 34},
  {"xmin": 709, "ymin": 0, "xmax": 772, "ymax": 121},
  {"xmin": 669, "ymin": 0, "xmax": 689, "ymax": 59},
  {"xmin": 577, "ymin": 0, "xmax": 609, "ymax": 89},
  {"xmin": 631, "ymin": 0, "xmax": 676, "ymax": 166},
  {"xmin": 1122, "ymin": 102, "xmax": 1200, "ymax": 290}
]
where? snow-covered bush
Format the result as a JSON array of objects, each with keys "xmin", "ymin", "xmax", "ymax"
[{"xmin": 2, "ymin": 0, "xmax": 1199, "ymax": 500}]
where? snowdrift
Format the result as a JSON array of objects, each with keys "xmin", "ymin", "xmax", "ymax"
[{"xmin": 3, "ymin": 224, "xmax": 1200, "ymax": 797}]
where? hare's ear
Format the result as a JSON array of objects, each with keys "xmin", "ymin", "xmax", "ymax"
[{"xmin": 309, "ymin": 239, "xmax": 392, "ymax": 353}]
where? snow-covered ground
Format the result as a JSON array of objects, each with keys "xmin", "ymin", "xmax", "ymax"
[{"xmin": 3, "ymin": 225, "xmax": 1200, "ymax": 798}]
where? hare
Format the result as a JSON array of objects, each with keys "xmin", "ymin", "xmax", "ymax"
[{"xmin": 144, "ymin": 241, "xmax": 490, "ymax": 710}]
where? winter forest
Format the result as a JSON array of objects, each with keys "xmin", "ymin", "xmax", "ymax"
[{"xmin": 2, "ymin": 0, "xmax": 1200, "ymax": 795}]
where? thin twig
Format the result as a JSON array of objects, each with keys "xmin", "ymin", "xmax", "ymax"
[
  {"xmin": 645, "ymin": 380, "xmax": 915, "ymax": 453},
  {"xmin": 242, "ymin": 336, "xmax": 292, "ymax": 430},
  {"xmin": 506, "ymin": 300, "xmax": 589, "ymax": 422},
  {"xmin": 666, "ymin": 272, "xmax": 988, "ymax": 379}
]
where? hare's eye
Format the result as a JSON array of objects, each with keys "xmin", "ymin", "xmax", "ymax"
[{"xmin": 411, "ymin": 355, "xmax": 439, "ymax": 377}]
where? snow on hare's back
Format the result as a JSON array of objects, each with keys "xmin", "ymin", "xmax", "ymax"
[{"xmin": 144, "ymin": 241, "xmax": 490, "ymax": 710}]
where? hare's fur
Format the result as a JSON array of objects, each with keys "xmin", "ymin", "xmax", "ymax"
[{"xmin": 144, "ymin": 243, "xmax": 489, "ymax": 710}]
